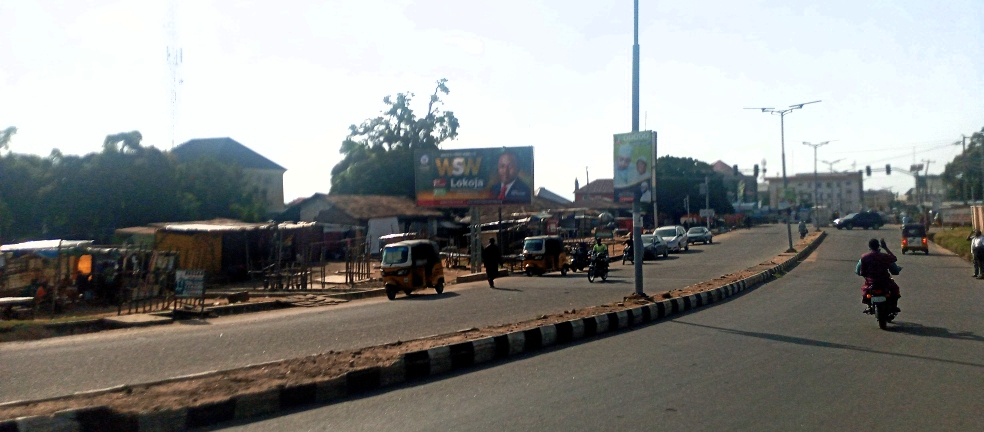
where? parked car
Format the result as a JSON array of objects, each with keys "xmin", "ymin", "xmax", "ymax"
[
  {"xmin": 641, "ymin": 234, "xmax": 669, "ymax": 259},
  {"xmin": 687, "ymin": 226, "xmax": 713, "ymax": 244},
  {"xmin": 833, "ymin": 212, "xmax": 884, "ymax": 230},
  {"xmin": 654, "ymin": 225, "xmax": 689, "ymax": 252}
]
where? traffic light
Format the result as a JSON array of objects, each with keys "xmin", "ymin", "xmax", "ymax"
[
  {"xmin": 865, "ymin": 165, "xmax": 871, "ymax": 176},
  {"xmin": 733, "ymin": 165, "xmax": 739, "ymax": 176},
  {"xmin": 885, "ymin": 164, "xmax": 891, "ymax": 175},
  {"xmin": 753, "ymin": 164, "xmax": 760, "ymax": 178}
]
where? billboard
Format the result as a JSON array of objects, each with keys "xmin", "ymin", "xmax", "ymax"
[
  {"xmin": 415, "ymin": 146, "xmax": 534, "ymax": 207},
  {"xmin": 613, "ymin": 131, "xmax": 656, "ymax": 203}
]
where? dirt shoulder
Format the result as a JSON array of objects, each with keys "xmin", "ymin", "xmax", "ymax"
[{"xmin": 0, "ymin": 230, "xmax": 823, "ymax": 421}]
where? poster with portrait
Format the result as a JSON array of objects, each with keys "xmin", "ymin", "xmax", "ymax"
[
  {"xmin": 415, "ymin": 146, "xmax": 534, "ymax": 206},
  {"xmin": 613, "ymin": 131, "xmax": 656, "ymax": 203}
]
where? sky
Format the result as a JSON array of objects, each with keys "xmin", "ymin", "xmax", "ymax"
[{"xmin": 2, "ymin": 0, "xmax": 982, "ymax": 203}]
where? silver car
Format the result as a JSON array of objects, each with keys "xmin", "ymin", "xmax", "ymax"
[
  {"xmin": 687, "ymin": 226, "xmax": 713, "ymax": 244},
  {"xmin": 655, "ymin": 225, "xmax": 689, "ymax": 252}
]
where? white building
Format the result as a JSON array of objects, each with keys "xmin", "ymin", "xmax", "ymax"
[{"xmin": 766, "ymin": 171, "xmax": 864, "ymax": 214}]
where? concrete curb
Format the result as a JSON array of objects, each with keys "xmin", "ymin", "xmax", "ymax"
[{"xmin": 1, "ymin": 233, "xmax": 826, "ymax": 431}]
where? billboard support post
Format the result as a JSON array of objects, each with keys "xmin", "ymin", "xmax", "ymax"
[{"xmin": 470, "ymin": 206, "xmax": 481, "ymax": 274}]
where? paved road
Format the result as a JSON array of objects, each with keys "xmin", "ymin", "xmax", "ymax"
[
  {"xmin": 0, "ymin": 225, "xmax": 789, "ymax": 403},
  {"xmin": 215, "ymin": 228, "xmax": 984, "ymax": 431}
]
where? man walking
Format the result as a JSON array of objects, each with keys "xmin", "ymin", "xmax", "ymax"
[
  {"xmin": 969, "ymin": 230, "xmax": 984, "ymax": 278},
  {"xmin": 482, "ymin": 238, "xmax": 502, "ymax": 288}
]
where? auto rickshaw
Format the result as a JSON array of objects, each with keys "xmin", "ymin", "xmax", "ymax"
[
  {"xmin": 900, "ymin": 224, "xmax": 929, "ymax": 255},
  {"xmin": 380, "ymin": 240, "xmax": 445, "ymax": 300},
  {"xmin": 522, "ymin": 235, "xmax": 569, "ymax": 276}
]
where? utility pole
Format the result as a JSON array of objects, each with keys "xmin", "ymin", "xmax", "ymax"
[
  {"xmin": 803, "ymin": 141, "xmax": 831, "ymax": 230},
  {"xmin": 745, "ymin": 100, "xmax": 821, "ymax": 252},
  {"xmin": 705, "ymin": 176, "xmax": 710, "ymax": 230},
  {"xmin": 629, "ymin": 0, "xmax": 644, "ymax": 297}
]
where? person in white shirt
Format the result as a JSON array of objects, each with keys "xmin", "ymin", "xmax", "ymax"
[{"xmin": 969, "ymin": 230, "xmax": 984, "ymax": 278}]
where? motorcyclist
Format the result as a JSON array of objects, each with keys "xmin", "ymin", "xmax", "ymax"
[
  {"xmin": 591, "ymin": 238, "xmax": 609, "ymax": 271},
  {"xmin": 798, "ymin": 219, "xmax": 808, "ymax": 239},
  {"xmin": 622, "ymin": 237, "xmax": 634, "ymax": 263},
  {"xmin": 856, "ymin": 238, "xmax": 901, "ymax": 314}
]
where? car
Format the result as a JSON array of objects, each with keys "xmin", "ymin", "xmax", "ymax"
[
  {"xmin": 654, "ymin": 225, "xmax": 689, "ymax": 252},
  {"xmin": 833, "ymin": 211, "xmax": 884, "ymax": 230},
  {"xmin": 687, "ymin": 226, "xmax": 713, "ymax": 244},
  {"xmin": 640, "ymin": 234, "xmax": 670, "ymax": 259}
]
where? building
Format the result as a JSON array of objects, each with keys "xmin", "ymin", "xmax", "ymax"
[
  {"xmin": 573, "ymin": 179, "xmax": 614, "ymax": 203},
  {"xmin": 863, "ymin": 189, "xmax": 896, "ymax": 211},
  {"xmin": 711, "ymin": 160, "xmax": 759, "ymax": 205},
  {"xmin": 765, "ymin": 171, "xmax": 864, "ymax": 214},
  {"xmin": 171, "ymin": 137, "xmax": 286, "ymax": 216},
  {"xmin": 277, "ymin": 194, "xmax": 444, "ymax": 254}
]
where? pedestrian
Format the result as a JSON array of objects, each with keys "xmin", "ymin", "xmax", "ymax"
[
  {"xmin": 481, "ymin": 238, "xmax": 502, "ymax": 288},
  {"xmin": 969, "ymin": 230, "xmax": 984, "ymax": 278}
]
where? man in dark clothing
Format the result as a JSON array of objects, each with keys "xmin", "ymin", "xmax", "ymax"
[
  {"xmin": 857, "ymin": 238, "xmax": 901, "ymax": 312},
  {"xmin": 482, "ymin": 238, "xmax": 502, "ymax": 288}
]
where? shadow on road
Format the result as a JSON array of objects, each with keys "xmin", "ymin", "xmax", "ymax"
[
  {"xmin": 673, "ymin": 321, "xmax": 984, "ymax": 369},
  {"xmin": 401, "ymin": 292, "xmax": 462, "ymax": 301},
  {"xmin": 890, "ymin": 322, "xmax": 984, "ymax": 342}
]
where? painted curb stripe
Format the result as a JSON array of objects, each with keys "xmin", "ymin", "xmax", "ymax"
[
  {"xmin": 279, "ymin": 383, "xmax": 316, "ymax": 410},
  {"xmin": 345, "ymin": 367, "xmax": 381, "ymax": 395},
  {"xmin": 185, "ymin": 399, "xmax": 235, "ymax": 429},
  {"xmin": 449, "ymin": 342, "xmax": 475, "ymax": 369}
]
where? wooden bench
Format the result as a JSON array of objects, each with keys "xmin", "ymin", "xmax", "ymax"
[{"xmin": 0, "ymin": 297, "xmax": 35, "ymax": 320}]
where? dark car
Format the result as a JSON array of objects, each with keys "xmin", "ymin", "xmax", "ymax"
[
  {"xmin": 687, "ymin": 226, "xmax": 713, "ymax": 244},
  {"xmin": 833, "ymin": 212, "xmax": 884, "ymax": 230},
  {"xmin": 641, "ymin": 234, "xmax": 670, "ymax": 259}
]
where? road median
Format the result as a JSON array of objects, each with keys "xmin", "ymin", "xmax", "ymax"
[{"xmin": 0, "ymin": 231, "xmax": 826, "ymax": 431}]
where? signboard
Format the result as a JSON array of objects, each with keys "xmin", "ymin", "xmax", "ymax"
[
  {"xmin": 174, "ymin": 270, "xmax": 205, "ymax": 298},
  {"xmin": 613, "ymin": 131, "xmax": 656, "ymax": 203},
  {"xmin": 415, "ymin": 146, "xmax": 534, "ymax": 206},
  {"xmin": 699, "ymin": 209, "xmax": 715, "ymax": 218}
]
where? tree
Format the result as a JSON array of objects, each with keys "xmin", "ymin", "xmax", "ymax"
[
  {"xmin": 0, "ymin": 126, "xmax": 16, "ymax": 151},
  {"xmin": 941, "ymin": 127, "xmax": 984, "ymax": 200},
  {"xmin": 653, "ymin": 156, "xmax": 734, "ymax": 222},
  {"xmin": 330, "ymin": 79, "xmax": 460, "ymax": 197}
]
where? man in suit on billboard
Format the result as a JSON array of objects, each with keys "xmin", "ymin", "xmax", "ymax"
[{"xmin": 489, "ymin": 150, "xmax": 531, "ymax": 203}]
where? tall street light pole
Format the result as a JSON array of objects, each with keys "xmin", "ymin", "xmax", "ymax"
[
  {"xmin": 745, "ymin": 100, "xmax": 821, "ymax": 252},
  {"xmin": 629, "ymin": 0, "xmax": 644, "ymax": 296},
  {"xmin": 803, "ymin": 140, "xmax": 832, "ymax": 231}
]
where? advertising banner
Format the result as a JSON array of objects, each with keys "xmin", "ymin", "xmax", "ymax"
[
  {"xmin": 415, "ymin": 146, "xmax": 534, "ymax": 207},
  {"xmin": 174, "ymin": 269, "xmax": 205, "ymax": 298},
  {"xmin": 613, "ymin": 131, "xmax": 656, "ymax": 203}
]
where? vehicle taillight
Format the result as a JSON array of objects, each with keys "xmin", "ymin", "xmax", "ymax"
[
  {"xmin": 865, "ymin": 293, "xmax": 872, "ymax": 299},
  {"xmin": 922, "ymin": 237, "xmax": 927, "ymax": 244},
  {"xmin": 902, "ymin": 239, "xmax": 907, "ymax": 245}
]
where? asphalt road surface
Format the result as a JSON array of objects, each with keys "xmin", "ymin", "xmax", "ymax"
[
  {"xmin": 0, "ymin": 225, "xmax": 789, "ymax": 403},
  {"xmin": 213, "ymin": 228, "xmax": 984, "ymax": 431}
]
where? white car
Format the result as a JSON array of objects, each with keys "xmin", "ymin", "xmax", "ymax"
[{"xmin": 654, "ymin": 225, "xmax": 689, "ymax": 252}]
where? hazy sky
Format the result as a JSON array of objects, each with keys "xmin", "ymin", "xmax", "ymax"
[{"xmin": 2, "ymin": 0, "xmax": 982, "ymax": 203}]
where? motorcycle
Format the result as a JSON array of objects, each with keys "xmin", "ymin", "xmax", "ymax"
[
  {"xmin": 569, "ymin": 243, "xmax": 589, "ymax": 272},
  {"xmin": 587, "ymin": 251, "xmax": 609, "ymax": 283},
  {"xmin": 863, "ymin": 286, "xmax": 898, "ymax": 330},
  {"xmin": 622, "ymin": 243, "xmax": 633, "ymax": 265}
]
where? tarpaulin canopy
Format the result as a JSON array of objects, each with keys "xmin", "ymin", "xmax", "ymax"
[{"xmin": 0, "ymin": 240, "xmax": 94, "ymax": 258}]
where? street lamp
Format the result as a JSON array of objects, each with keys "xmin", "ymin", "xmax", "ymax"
[
  {"xmin": 803, "ymin": 140, "xmax": 834, "ymax": 231},
  {"xmin": 745, "ymin": 100, "xmax": 821, "ymax": 252}
]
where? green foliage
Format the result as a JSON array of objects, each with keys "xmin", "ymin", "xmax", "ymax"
[
  {"xmin": 0, "ymin": 130, "xmax": 267, "ymax": 243},
  {"xmin": 654, "ymin": 156, "xmax": 735, "ymax": 220},
  {"xmin": 942, "ymin": 128, "xmax": 984, "ymax": 200},
  {"xmin": 0, "ymin": 126, "xmax": 16, "ymax": 151},
  {"xmin": 932, "ymin": 228, "xmax": 972, "ymax": 262},
  {"xmin": 330, "ymin": 79, "xmax": 460, "ymax": 197}
]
